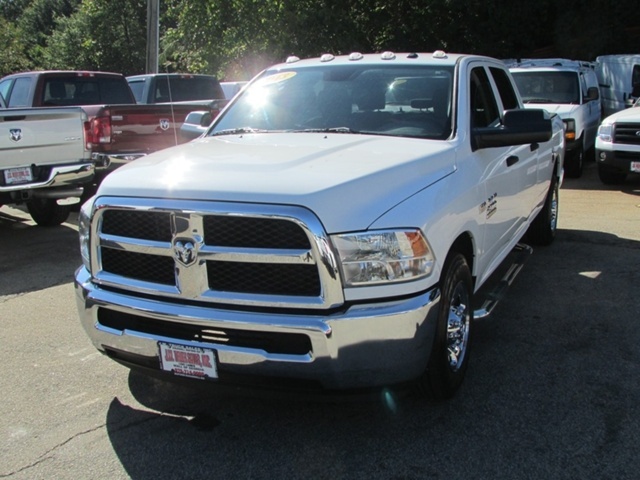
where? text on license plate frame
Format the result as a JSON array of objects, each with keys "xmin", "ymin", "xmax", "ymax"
[
  {"xmin": 631, "ymin": 161, "xmax": 640, "ymax": 173},
  {"xmin": 158, "ymin": 342, "xmax": 218, "ymax": 380},
  {"xmin": 4, "ymin": 166, "xmax": 33, "ymax": 185}
]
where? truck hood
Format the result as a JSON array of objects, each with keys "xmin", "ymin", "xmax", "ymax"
[
  {"xmin": 524, "ymin": 103, "xmax": 580, "ymax": 119},
  {"xmin": 98, "ymin": 133, "xmax": 455, "ymax": 233},
  {"xmin": 601, "ymin": 105, "xmax": 640, "ymax": 123}
]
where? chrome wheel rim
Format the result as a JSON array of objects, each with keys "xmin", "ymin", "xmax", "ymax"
[
  {"xmin": 446, "ymin": 282, "xmax": 470, "ymax": 371},
  {"xmin": 550, "ymin": 184, "xmax": 558, "ymax": 232}
]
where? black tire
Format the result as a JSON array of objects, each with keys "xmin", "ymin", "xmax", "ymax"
[
  {"xmin": 419, "ymin": 253, "xmax": 473, "ymax": 400},
  {"xmin": 564, "ymin": 144, "xmax": 584, "ymax": 178},
  {"xmin": 527, "ymin": 173, "xmax": 559, "ymax": 246},
  {"xmin": 26, "ymin": 198, "xmax": 71, "ymax": 227},
  {"xmin": 598, "ymin": 164, "xmax": 626, "ymax": 185}
]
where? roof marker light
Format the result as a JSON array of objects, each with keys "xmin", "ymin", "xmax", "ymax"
[
  {"xmin": 349, "ymin": 52, "xmax": 364, "ymax": 61},
  {"xmin": 381, "ymin": 51, "xmax": 396, "ymax": 60},
  {"xmin": 407, "ymin": 53, "xmax": 418, "ymax": 59},
  {"xmin": 320, "ymin": 54, "xmax": 335, "ymax": 62},
  {"xmin": 286, "ymin": 56, "xmax": 300, "ymax": 64},
  {"xmin": 433, "ymin": 50, "xmax": 448, "ymax": 59}
]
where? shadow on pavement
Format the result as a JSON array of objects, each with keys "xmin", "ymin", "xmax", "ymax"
[{"xmin": 0, "ymin": 208, "xmax": 80, "ymax": 296}]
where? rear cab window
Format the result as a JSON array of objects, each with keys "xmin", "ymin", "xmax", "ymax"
[{"xmin": 41, "ymin": 76, "xmax": 134, "ymax": 106}]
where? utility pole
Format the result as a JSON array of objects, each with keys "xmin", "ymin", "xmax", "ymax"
[{"xmin": 146, "ymin": 0, "xmax": 159, "ymax": 73}]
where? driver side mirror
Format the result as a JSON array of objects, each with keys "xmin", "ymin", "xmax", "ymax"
[
  {"xmin": 180, "ymin": 111, "xmax": 214, "ymax": 140},
  {"xmin": 585, "ymin": 86, "xmax": 599, "ymax": 102},
  {"xmin": 473, "ymin": 109, "xmax": 552, "ymax": 150}
]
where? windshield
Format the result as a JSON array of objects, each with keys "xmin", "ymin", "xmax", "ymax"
[
  {"xmin": 210, "ymin": 64, "xmax": 454, "ymax": 140},
  {"xmin": 512, "ymin": 71, "xmax": 580, "ymax": 104}
]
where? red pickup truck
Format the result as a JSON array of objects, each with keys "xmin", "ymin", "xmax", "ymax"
[{"xmin": 0, "ymin": 70, "xmax": 217, "ymax": 197}]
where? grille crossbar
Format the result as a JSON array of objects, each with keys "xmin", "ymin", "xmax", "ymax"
[{"xmin": 614, "ymin": 123, "xmax": 640, "ymax": 145}]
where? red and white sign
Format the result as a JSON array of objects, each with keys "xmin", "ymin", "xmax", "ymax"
[{"xmin": 158, "ymin": 342, "xmax": 218, "ymax": 380}]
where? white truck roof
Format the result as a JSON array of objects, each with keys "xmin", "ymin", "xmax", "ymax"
[
  {"xmin": 271, "ymin": 51, "xmax": 484, "ymax": 69},
  {"xmin": 507, "ymin": 58, "xmax": 596, "ymax": 71}
]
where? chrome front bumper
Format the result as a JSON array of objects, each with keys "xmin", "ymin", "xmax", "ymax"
[{"xmin": 75, "ymin": 266, "xmax": 440, "ymax": 389}]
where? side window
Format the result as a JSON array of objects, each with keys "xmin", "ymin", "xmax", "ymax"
[
  {"xmin": 632, "ymin": 65, "xmax": 640, "ymax": 97},
  {"xmin": 0, "ymin": 79, "xmax": 12, "ymax": 104},
  {"xmin": 579, "ymin": 72, "xmax": 588, "ymax": 100},
  {"xmin": 470, "ymin": 67, "xmax": 500, "ymax": 128},
  {"xmin": 127, "ymin": 80, "xmax": 144, "ymax": 103},
  {"xmin": 7, "ymin": 77, "xmax": 31, "ymax": 107},
  {"xmin": 489, "ymin": 67, "xmax": 519, "ymax": 110}
]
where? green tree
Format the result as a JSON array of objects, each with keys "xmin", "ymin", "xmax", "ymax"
[
  {"xmin": 16, "ymin": 0, "xmax": 80, "ymax": 68},
  {"xmin": 41, "ymin": 0, "xmax": 146, "ymax": 74},
  {"xmin": 0, "ymin": 16, "xmax": 30, "ymax": 76}
]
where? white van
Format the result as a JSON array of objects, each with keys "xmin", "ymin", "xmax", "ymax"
[
  {"xmin": 509, "ymin": 58, "xmax": 601, "ymax": 178},
  {"xmin": 595, "ymin": 54, "xmax": 640, "ymax": 118}
]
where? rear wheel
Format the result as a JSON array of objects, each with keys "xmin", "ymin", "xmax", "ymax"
[
  {"xmin": 419, "ymin": 253, "xmax": 473, "ymax": 400},
  {"xmin": 27, "ymin": 198, "xmax": 71, "ymax": 227},
  {"xmin": 527, "ymin": 173, "xmax": 559, "ymax": 246}
]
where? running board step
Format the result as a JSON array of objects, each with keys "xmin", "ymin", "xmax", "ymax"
[{"xmin": 473, "ymin": 243, "xmax": 533, "ymax": 320}]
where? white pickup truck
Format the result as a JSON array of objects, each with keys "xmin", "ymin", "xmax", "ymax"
[
  {"xmin": 75, "ymin": 52, "xmax": 565, "ymax": 399},
  {"xmin": 1, "ymin": 95, "xmax": 93, "ymax": 226},
  {"xmin": 595, "ymin": 99, "xmax": 640, "ymax": 184}
]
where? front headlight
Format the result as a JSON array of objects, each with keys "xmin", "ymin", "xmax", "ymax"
[
  {"xmin": 78, "ymin": 198, "xmax": 94, "ymax": 271},
  {"xmin": 331, "ymin": 229, "xmax": 435, "ymax": 287},
  {"xmin": 563, "ymin": 118, "xmax": 576, "ymax": 141},
  {"xmin": 597, "ymin": 123, "xmax": 613, "ymax": 143}
]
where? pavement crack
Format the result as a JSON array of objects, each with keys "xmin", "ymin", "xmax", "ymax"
[{"xmin": 0, "ymin": 412, "xmax": 164, "ymax": 478}]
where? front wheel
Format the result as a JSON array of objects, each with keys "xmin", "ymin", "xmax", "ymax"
[
  {"xmin": 419, "ymin": 253, "xmax": 473, "ymax": 400},
  {"xmin": 565, "ymin": 144, "xmax": 584, "ymax": 178},
  {"xmin": 26, "ymin": 198, "xmax": 71, "ymax": 227}
]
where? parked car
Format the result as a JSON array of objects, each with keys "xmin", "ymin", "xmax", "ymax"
[
  {"xmin": 75, "ymin": 51, "xmax": 565, "ymax": 400},
  {"xmin": 595, "ymin": 97, "xmax": 640, "ymax": 184},
  {"xmin": 508, "ymin": 58, "xmax": 601, "ymax": 178},
  {"xmin": 595, "ymin": 54, "xmax": 640, "ymax": 118}
]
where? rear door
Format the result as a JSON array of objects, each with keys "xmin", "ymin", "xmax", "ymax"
[{"xmin": 469, "ymin": 63, "xmax": 537, "ymax": 283}]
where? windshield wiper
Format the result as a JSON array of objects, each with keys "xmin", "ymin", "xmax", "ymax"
[
  {"xmin": 294, "ymin": 127, "xmax": 358, "ymax": 134},
  {"xmin": 210, "ymin": 127, "xmax": 267, "ymax": 136},
  {"xmin": 524, "ymin": 98, "xmax": 554, "ymax": 104}
]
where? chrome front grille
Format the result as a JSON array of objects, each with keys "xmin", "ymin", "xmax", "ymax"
[
  {"xmin": 91, "ymin": 197, "xmax": 344, "ymax": 309},
  {"xmin": 613, "ymin": 122, "xmax": 640, "ymax": 145}
]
